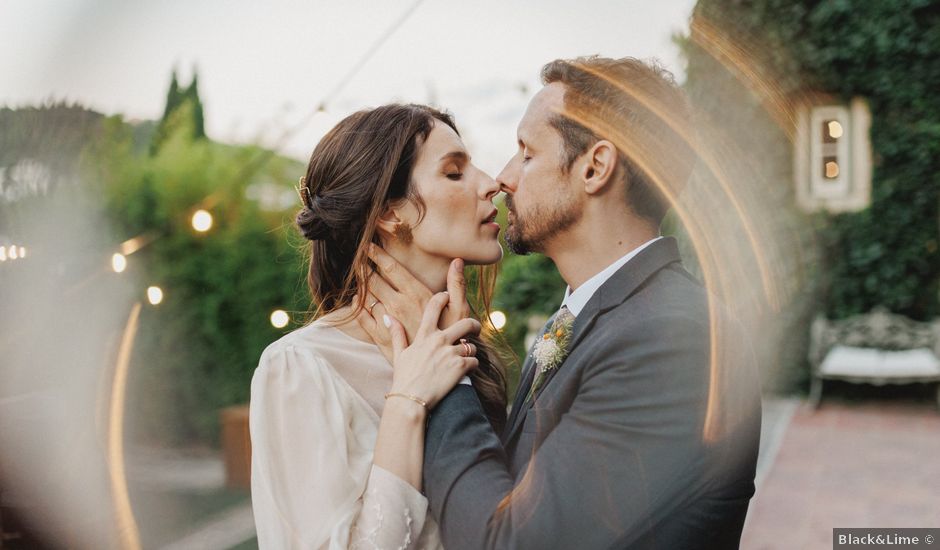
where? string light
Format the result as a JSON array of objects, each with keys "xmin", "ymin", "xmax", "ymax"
[
  {"xmin": 270, "ymin": 309, "xmax": 289, "ymax": 328},
  {"xmin": 147, "ymin": 286, "xmax": 164, "ymax": 305},
  {"xmin": 9, "ymin": 247, "xmax": 18, "ymax": 260},
  {"xmin": 18, "ymin": 246, "xmax": 25, "ymax": 258},
  {"xmin": 0, "ymin": 247, "xmax": 6, "ymax": 262},
  {"xmin": 489, "ymin": 310, "xmax": 507, "ymax": 330},
  {"xmin": 191, "ymin": 210, "xmax": 213, "ymax": 232},
  {"xmin": 112, "ymin": 253, "xmax": 128, "ymax": 273}
]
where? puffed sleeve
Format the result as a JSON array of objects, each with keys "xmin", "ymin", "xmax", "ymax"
[{"xmin": 249, "ymin": 342, "xmax": 430, "ymax": 550}]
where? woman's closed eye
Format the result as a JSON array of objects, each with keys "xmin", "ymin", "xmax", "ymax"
[{"xmin": 445, "ymin": 171, "xmax": 463, "ymax": 181}]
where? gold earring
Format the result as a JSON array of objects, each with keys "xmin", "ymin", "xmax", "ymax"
[{"xmin": 393, "ymin": 222, "xmax": 413, "ymax": 244}]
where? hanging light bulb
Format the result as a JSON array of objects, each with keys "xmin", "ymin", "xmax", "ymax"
[{"xmin": 0, "ymin": 246, "xmax": 6, "ymax": 262}]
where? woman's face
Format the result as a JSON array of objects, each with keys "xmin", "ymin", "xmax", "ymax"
[{"xmin": 400, "ymin": 121, "xmax": 503, "ymax": 265}]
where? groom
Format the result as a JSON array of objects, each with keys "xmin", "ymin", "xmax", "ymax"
[{"xmin": 367, "ymin": 56, "xmax": 761, "ymax": 549}]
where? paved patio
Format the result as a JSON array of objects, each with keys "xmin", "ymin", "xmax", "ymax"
[
  {"xmin": 128, "ymin": 396, "xmax": 940, "ymax": 550},
  {"xmin": 741, "ymin": 398, "xmax": 940, "ymax": 549}
]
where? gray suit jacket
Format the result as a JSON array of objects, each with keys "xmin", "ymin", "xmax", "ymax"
[{"xmin": 423, "ymin": 237, "xmax": 761, "ymax": 549}]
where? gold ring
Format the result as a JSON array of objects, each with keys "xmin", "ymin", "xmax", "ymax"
[{"xmin": 367, "ymin": 300, "xmax": 379, "ymax": 314}]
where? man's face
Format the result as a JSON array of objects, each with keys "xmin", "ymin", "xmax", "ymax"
[{"xmin": 497, "ymin": 82, "xmax": 583, "ymax": 255}]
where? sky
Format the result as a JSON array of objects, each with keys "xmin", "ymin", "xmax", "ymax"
[{"xmin": 1, "ymin": 0, "xmax": 696, "ymax": 174}]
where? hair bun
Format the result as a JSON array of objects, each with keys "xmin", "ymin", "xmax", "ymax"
[{"xmin": 296, "ymin": 202, "xmax": 332, "ymax": 241}]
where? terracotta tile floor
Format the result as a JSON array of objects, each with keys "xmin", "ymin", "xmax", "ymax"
[{"xmin": 741, "ymin": 400, "xmax": 940, "ymax": 549}]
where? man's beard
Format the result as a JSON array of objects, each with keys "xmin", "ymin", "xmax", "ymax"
[{"xmin": 504, "ymin": 193, "xmax": 580, "ymax": 255}]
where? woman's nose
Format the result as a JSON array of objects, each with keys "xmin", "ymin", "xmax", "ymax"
[{"xmin": 479, "ymin": 171, "xmax": 500, "ymax": 200}]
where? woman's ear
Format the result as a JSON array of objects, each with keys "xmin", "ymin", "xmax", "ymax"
[
  {"xmin": 375, "ymin": 205, "xmax": 403, "ymax": 239},
  {"xmin": 581, "ymin": 139, "xmax": 619, "ymax": 195}
]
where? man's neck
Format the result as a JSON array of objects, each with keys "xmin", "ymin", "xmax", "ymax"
[{"xmin": 545, "ymin": 221, "xmax": 658, "ymax": 292}]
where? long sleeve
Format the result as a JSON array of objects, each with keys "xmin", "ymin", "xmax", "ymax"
[
  {"xmin": 250, "ymin": 342, "xmax": 431, "ymax": 550},
  {"xmin": 423, "ymin": 313, "xmax": 756, "ymax": 549}
]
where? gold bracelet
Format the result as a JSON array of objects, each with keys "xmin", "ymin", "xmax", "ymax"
[{"xmin": 384, "ymin": 392, "xmax": 428, "ymax": 410}]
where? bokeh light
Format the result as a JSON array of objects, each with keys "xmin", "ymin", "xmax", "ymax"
[
  {"xmin": 191, "ymin": 209, "xmax": 213, "ymax": 232},
  {"xmin": 490, "ymin": 310, "xmax": 507, "ymax": 330},
  {"xmin": 111, "ymin": 253, "xmax": 127, "ymax": 273},
  {"xmin": 827, "ymin": 120, "xmax": 844, "ymax": 139},
  {"xmin": 147, "ymin": 286, "xmax": 164, "ymax": 305},
  {"xmin": 270, "ymin": 309, "xmax": 289, "ymax": 328}
]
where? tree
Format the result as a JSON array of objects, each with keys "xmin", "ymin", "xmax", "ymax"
[{"xmin": 151, "ymin": 69, "xmax": 207, "ymax": 154}]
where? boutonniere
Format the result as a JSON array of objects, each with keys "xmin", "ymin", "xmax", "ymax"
[{"xmin": 526, "ymin": 310, "xmax": 575, "ymax": 403}]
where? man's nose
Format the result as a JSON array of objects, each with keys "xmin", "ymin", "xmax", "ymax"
[{"xmin": 496, "ymin": 158, "xmax": 518, "ymax": 194}]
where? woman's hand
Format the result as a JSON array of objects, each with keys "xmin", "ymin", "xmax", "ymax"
[
  {"xmin": 366, "ymin": 244, "xmax": 472, "ymax": 340},
  {"xmin": 357, "ymin": 245, "xmax": 473, "ymax": 363},
  {"xmin": 384, "ymin": 292, "xmax": 480, "ymax": 409}
]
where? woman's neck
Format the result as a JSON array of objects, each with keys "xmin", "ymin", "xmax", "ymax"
[
  {"xmin": 321, "ymin": 245, "xmax": 450, "ymax": 343},
  {"xmin": 383, "ymin": 244, "xmax": 450, "ymax": 292}
]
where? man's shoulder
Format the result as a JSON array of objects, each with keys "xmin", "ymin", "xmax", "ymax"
[{"xmin": 602, "ymin": 263, "xmax": 708, "ymax": 330}]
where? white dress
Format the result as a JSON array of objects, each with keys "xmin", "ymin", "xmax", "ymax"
[{"xmin": 249, "ymin": 319, "xmax": 443, "ymax": 549}]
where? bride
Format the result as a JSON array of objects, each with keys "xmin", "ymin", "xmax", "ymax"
[{"xmin": 249, "ymin": 103, "xmax": 508, "ymax": 548}]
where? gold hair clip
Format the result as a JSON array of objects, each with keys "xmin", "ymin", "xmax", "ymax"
[{"xmin": 295, "ymin": 176, "xmax": 312, "ymax": 208}]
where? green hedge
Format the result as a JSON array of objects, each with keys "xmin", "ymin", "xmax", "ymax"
[
  {"xmin": 82, "ymin": 109, "xmax": 308, "ymax": 444},
  {"xmin": 677, "ymin": 0, "xmax": 940, "ymax": 391},
  {"xmin": 684, "ymin": 0, "xmax": 939, "ymax": 322}
]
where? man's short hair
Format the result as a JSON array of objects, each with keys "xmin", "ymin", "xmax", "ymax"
[{"xmin": 541, "ymin": 56, "xmax": 696, "ymax": 226}]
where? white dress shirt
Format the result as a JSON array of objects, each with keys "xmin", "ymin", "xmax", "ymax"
[{"xmin": 561, "ymin": 236, "xmax": 662, "ymax": 316}]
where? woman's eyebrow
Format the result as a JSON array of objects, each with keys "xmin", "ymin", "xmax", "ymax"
[{"xmin": 438, "ymin": 150, "xmax": 469, "ymax": 163}]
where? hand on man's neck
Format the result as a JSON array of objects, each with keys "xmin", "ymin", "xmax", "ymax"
[{"xmin": 544, "ymin": 212, "xmax": 659, "ymax": 292}]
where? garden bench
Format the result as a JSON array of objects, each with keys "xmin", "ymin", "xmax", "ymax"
[{"xmin": 808, "ymin": 307, "xmax": 940, "ymax": 409}]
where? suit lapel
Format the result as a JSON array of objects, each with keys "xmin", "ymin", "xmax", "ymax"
[
  {"xmin": 503, "ymin": 314, "xmax": 556, "ymax": 443},
  {"xmin": 502, "ymin": 237, "xmax": 683, "ymax": 446},
  {"xmin": 503, "ymin": 355, "xmax": 536, "ymax": 442}
]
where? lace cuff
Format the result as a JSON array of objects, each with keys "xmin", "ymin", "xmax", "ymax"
[{"xmin": 349, "ymin": 465, "xmax": 429, "ymax": 550}]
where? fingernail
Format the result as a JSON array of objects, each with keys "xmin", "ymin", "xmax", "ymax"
[
  {"xmin": 455, "ymin": 258, "xmax": 464, "ymax": 270},
  {"xmin": 382, "ymin": 314, "xmax": 391, "ymax": 328}
]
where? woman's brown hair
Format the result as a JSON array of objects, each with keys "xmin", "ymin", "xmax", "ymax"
[{"xmin": 296, "ymin": 103, "xmax": 508, "ymax": 431}]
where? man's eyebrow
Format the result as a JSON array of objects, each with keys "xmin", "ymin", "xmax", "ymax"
[{"xmin": 439, "ymin": 150, "xmax": 469, "ymax": 163}]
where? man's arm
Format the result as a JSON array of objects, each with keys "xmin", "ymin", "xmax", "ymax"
[{"xmin": 423, "ymin": 314, "xmax": 714, "ymax": 549}]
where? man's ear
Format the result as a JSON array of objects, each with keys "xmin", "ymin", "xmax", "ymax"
[{"xmin": 580, "ymin": 139, "xmax": 619, "ymax": 195}]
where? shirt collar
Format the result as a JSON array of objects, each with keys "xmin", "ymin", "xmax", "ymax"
[{"xmin": 561, "ymin": 236, "xmax": 663, "ymax": 316}]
